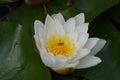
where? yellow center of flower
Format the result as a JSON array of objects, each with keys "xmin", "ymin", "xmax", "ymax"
[{"xmin": 47, "ymin": 34, "xmax": 76, "ymax": 57}]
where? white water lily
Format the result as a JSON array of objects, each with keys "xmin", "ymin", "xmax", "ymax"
[{"xmin": 34, "ymin": 13, "xmax": 106, "ymax": 74}]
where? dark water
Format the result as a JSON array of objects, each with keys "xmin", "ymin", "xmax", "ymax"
[{"xmin": 0, "ymin": 0, "xmax": 23, "ymax": 18}]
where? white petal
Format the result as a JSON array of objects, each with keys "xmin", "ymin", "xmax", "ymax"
[
  {"xmin": 76, "ymin": 33, "xmax": 89, "ymax": 49},
  {"xmin": 34, "ymin": 20, "xmax": 46, "ymax": 49},
  {"xmin": 34, "ymin": 20, "xmax": 44, "ymax": 35},
  {"xmin": 51, "ymin": 14, "xmax": 56, "ymax": 18},
  {"xmin": 67, "ymin": 31, "xmax": 78, "ymax": 43},
  {"xmin": 63, "ymin": 18, "xmax": 75, "ymax": 33},
  {"xmin": 76, "ymin": 23, "xmax": 89, "ymax": 34},
  {"xmin": 84, "ymin": 38, "xmax": 100, "ymax": 50},
  {"xmin": 90, "ymin": 39, "xmax": 106, "ymax": 55},
  {"xmin": 72, "ymin": 49, "xmax": 90, "ymax": 62},
  {"xmin": 64, "ymin": 61, "xmax": 79, "ymax": 68},
  {"xmin": 52, "ymin": 13, "xmax": 65, "ymax": 24},
  {"xmin": 34, "ymin": 35, "xmax": 41, "ymax": 50},
  {"xmin": 39, "ymin": 28, "xmax": 47, "ymax": 42},
  {"xmin": 53, "ymin": 19, "xmax": 65, "ymax": 35},
  {"xmin": 45, "ymin": 14, "xmax": 55, "ymax": 34},
  {"xmin": 52, "ymin": 53, "xmax": 80, "ymax": 69},
  {"xmin": 56, "ymin": 54, "xmax": 67, "ymax": 60},
  {"xmin": 45, "ymin": 15, "xmax": 65, "ymax": 37},
  {"xmin": 40, "ymin": 49, "xmax": 69, "ymax": 68},
  {"xmin": 40, "ymin": 49, "xmax": 57, "ymax": 67},
  {"xmin": 52, "ymin": 49, "xmax": 90, "ymax": 67},
  {"xmin": 52, "ymin": 61, "xmax": 79, "ymax": 69},
  {"xmin": 74, "ymin": 55, "xmax": 101, "ymax": 69},
  {"xmin": 74, "ymin": 13, "xmax": 85, "ymax": 26},
  {"xmin": 55, "ymin": 54, "xmax": 70, "ymax": 64},
  {"xmin": 55, "ymin": 54, "xmax": 80, "ymax": 68}
]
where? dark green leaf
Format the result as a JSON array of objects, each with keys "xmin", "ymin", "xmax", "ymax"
[
  {"xmin": 106, "ymin": 4, "xmax": 120, "ymax": 23},
  {"xmin": 9, "ymin": 4, "xmax": 46, "ymax": 36},
  {"xmin": 0, "ymin": 22, "xmax": 51, "ymax": 80},
  {"xmin": 51, "ymin": 73, "xmax": 77, "ymax": 80},
  {"xmin": 73, "ymin": 0, "xmax": 120, "ymax": 22},
  {"xmin": 0, "ymin": 0, "xmax": 16, "ymax": 3}
]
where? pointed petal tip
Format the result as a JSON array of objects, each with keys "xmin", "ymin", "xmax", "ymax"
[
  {"xmin": 80, "ymin": 13, "xmax": 84, "ymax": 16},
  {"xmin": 51, "ymin": 13, "xmax": 63, "ymax": 18},
  {"xmin": 34, "ymin": 20, "xmax": 39, "ymax": 25},
  {"xmin": 97, "ymin": 57, "xmax": 102, "ymax": 63},
  {"xmin": 34, "ymin": 20, "xmax": 42, "ymax": 24},
  {"xmin": 89, "ymin": 38, "xmax": 106, "ymax": 55},
  {"xmin": 34, "ymin": 20, "xmax": 44, "ymax": 35},
  {"xmin": 57, "ymin": 12, "xmax": 62, "ymax": 15},
  {"xmin": 46, "ymin": 14, "xmax": 51, "ymax": 19},
  {"xmin": 76, "ymin": 13, "xmax": 84, "ymax": 18},
  {"xmin": 35, "ymin": 20, "xmax": 40, "ymax": 22},
  {"xmin": 97, "ymin": 39, "xmax": 107, "ymax": 51},
  {"xmin": 91, "ymin": 57, "xmax": 102, "ymax": 66},
  {"xmin": 74, "ymin": 13, "xmax": 85, "ymax": 26},
  {"xmin": 34, "ymin": 20, "xmax": 43, "ymax": 25},
  {"xmin": 100, "ymin": 39, "xmax": 107, "ymax": 46},
  {"xmin": 79, "ymin": 13, "xmax": 85, "ymax": 18}
]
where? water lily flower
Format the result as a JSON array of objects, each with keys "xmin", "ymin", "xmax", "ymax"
[{"xmin": 34, "ymin": 13, "xmax": 106, "ymax": 74}]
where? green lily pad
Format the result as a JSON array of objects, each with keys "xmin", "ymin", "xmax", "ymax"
[
  {"xmin": 73, "ymin": 0, "xmax": 120, "ymax": 22},
  {"xmin": 106, "ymin": 4, "xmax": 120, "ymax": 23},
  {"xmin": 0, "ymin": 0, "xmax": 16, "ymax": 3},
  {"xmin": 0, "ymin": 22, "xmax": 51, "ymax": 80}
]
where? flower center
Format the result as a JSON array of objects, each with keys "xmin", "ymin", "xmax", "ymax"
[{"xmin": 46, "ymin": 34, "xmax": 76, "ymax": 57}]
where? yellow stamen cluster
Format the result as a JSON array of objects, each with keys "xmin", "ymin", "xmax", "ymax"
[{"xmin": 47, "ymin": 34, "xmax": 76, "ymax": 57}]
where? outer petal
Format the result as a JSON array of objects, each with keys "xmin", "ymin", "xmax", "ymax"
[
  {"xmin": 55, "ymin": 53, "xmax": 78, "ymax": 66},
  {"xmin": 90, "ymin": 39, "xmax": 106, "ymax": 55},
  {"xmin": 74, "ymin": 13, "xmax": 85, "ymax": 26},
  {"xmin": 34, "ymin": 28, "xmax": 47, "ymax": 48},
  {"xmin": 40, "ymin": 49, "xmax": 69, "ymax": 68},
  {"xmin": 72, "ymin": 49, "xmax": 90, "ymax": 62},
  {"xmin": 34, "ymin": 20, "xmax": 44, "ymax": 35},
  {"xmin": 63, "ymin": 18, "xmax": 75, "ymax": 33},
  {"xmin": 40, "ymin": 49, "xmax": 57, "ymax": 67},
  {"xmin": 76, "ymin": 23, "xmax": 89, "ymax": 34},
  {"xmin": 52, "ymin": 13, "xmax": 65, "ymax": 24},
  {"xmin": 51, "ymin": 13, "xmax": 56, "ymax": 18},
  {"xmin": 40, "ymin": 49, "xmax": 67, "ymax": 68},
  {"xmin": 76, "ymin": 33, "xmax": 89, "ymax": 49},
  {"xmin": 64, "ymin": 61, "xmax": 79, "ymax": 68},
  {"xmin": 74, "ymin": 55, "xmax": 101, "ymax": 69},
  {"xmin": 54, "ymin": 54, "xmax": 81, "ymax": 68},
  {"xmin": 56, "ymin": 49, "xmax": 90, "ymax": 67},
  {"xmin": 34, "ymin": 35, "xmax": 41, "ymax": 50},
  {"xmin": 52, "ymin": 61, "xmax": 79, "ymax": 70},
  {"xmin": 84, "ymin": 38, "xmax": 100, "ymax": 50},
  {"xmin": 51, "ymin": 61, "xmax": 79, "ymax": 74}
]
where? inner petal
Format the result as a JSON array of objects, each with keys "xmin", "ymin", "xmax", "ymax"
[{"xmin": 46, "ymin": 34, "xmax": 76, "ymax": 57}]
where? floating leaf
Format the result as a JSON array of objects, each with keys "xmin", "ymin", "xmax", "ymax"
[
  {"xmin": 73, "ymin": 0, "xmax": 120, "ymax": 22},
  {"xmin": 0, "ymin": 22, "xmax": 51, "ymax": 80},
  {"xmin": 0, "ymin": 0, "xmax": 16, "ymax": 3}
]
